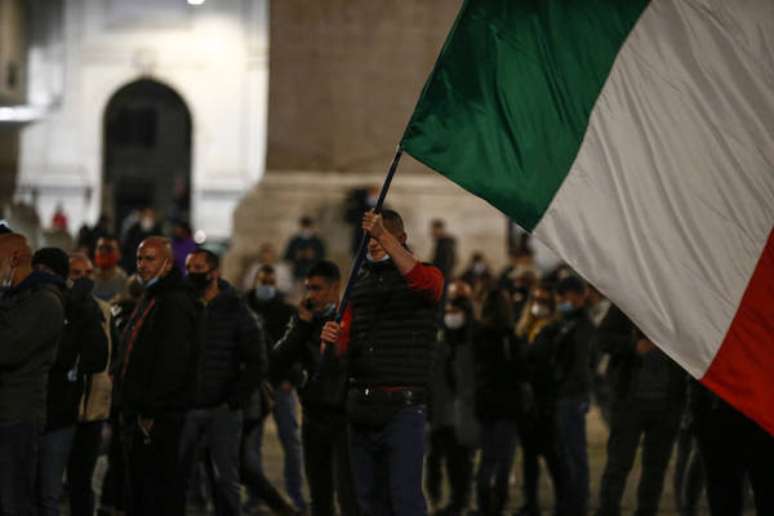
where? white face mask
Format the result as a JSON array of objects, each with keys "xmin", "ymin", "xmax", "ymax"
[
  {"xmin": 444, "ymin": 312, "xmax": 466, "ymax": 330},
  {"xmin": 530, "ymin": 303, "xmax": 549, "ymax": 318},
  {"xmin": 366, "ymin": 253, "xmax": 390, "ymax": 263}
]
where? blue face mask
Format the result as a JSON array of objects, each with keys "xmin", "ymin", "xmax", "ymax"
[
  {"xmin": 254, "ymin": 285, "xmax": 277, "ymax": 301},
  {"xmin": 557, "ymin": 302, "xmax": 575, "ymax": 315}
]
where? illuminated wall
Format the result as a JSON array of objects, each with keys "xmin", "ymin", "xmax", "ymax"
[{"xmin": 16, "ymin": 0, "xmax": 269, "ymax": 239}]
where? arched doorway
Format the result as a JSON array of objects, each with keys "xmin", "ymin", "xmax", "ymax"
[{"xmin": 102, "ymin": 79, "xmax": 192, "ymax": 234}]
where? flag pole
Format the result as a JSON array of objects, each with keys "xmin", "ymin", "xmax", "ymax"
[{"xmin": 336, "ymin": 146, "xmax": 404, "ymax": 322}]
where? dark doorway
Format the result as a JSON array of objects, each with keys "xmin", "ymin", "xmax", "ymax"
[{"xmin": 103, "ymin": 79, "xmax": 192, "ymax": 233}]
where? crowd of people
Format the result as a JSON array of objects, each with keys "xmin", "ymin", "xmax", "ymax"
[{"xmin": 1, "ymin": 205, "xmax": 773, "ymax": 516}]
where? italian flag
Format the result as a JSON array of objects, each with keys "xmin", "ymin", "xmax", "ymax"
[{"xmin": 401, "ymin": 0, "xmax": 774, "ymax": 434}]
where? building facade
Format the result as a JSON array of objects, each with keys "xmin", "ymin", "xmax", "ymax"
[{"xmin": 14, "ymin": 0, "xmax": 269, "ymax": 240}]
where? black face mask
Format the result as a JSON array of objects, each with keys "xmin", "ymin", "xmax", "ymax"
[{"xmin": 188, "ymin": 271, "xmax": 211, "ymax": 291}]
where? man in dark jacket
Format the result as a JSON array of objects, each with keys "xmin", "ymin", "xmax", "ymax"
[
  {"xmin": 525, "ymin": 275, "xmax": 594, "ymax": 516},
  {"xmin": 594, "ymin": 305, "xmax": 686, "ymax": 516},
  {"xmin": 0, "ymin": 234, "xmax": 66, "ymax": 515},
  {"xmin": 31, "ymin": 249, "xmax": 109, "ymax": 515},
  {"xmin": 323, "ymin": 209, "xmax": 444, "ymax": 516},
  {"xmin": 114, "ymin": 236, "xmax": 202, "ymax": 516},
  {"xmin": 272, "ymin": 260, "xmax": 358, "ymax": 516},
  {"xmin": 178, "ymin": 249, "xmax": 267, "ymax": 516},
  {"xmin": 245, "ymin": 264, "xmax": 307, "ymax": 513}
]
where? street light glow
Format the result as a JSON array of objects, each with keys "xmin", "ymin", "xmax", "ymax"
[{"xmin": 187, "ymin": 0, "xmax": 206, "ymax": 5}]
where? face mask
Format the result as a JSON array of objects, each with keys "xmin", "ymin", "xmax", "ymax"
[
  {"xmin": 557, "ymin": 302, "xmax": 575, "ymax": 315},
  {"xmin": 472, "ymin": 262, "xmax": 486, "ymax": 275},
  {"xmin": 187, "ymin": 272, "xmax": 211, "ymax": 291},
  {"xmin": 301, "ymin": 229, "xmax": 314, "ymax": 239},
  {"xmin": 254, "ymin": 285, "xmax": 276, "ymax": 301},
  {"xmin": 366, "ymin": 253, "xmax": 390, "ymax": 263},
  {"xmin": 531, "ymin": 303, "xmax": 550, "ymax": 318},
  {"xmin": 94, "ymin": 253, "xmax": 119, "ymax": 270},
  {"xmin": 444, "ymin": 312, "xmax": 466, "ymax": 330}
]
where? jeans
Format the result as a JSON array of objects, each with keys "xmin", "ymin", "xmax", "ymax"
[
  {"xmin": 37, "ymin": 425, "xmax": 77, "ymax": 516},
  {"xmin": 241, "ymin": 418, "xmax": 298, "ymax": 515},
  {"xmin": 0, "ymin": 420, "xmax": 41, "ymax": 516},
  {"xmin": 273, "ymin": 388, "xmax": 307, "ymax": 511},
  {"xmin": 349, "ymin": 405, "xmax": 427, "ymax": 516},
  {"xmin": 476, "ymin": 419, "xmax": 518, "ymax": 515},
  {"xmin": 68, "ymin": 421, "xmax": 104, "ymax": 516},
  {"xmin": 595, "ymin": 399, "xmax": 681, "ymax": 516},
  {"xmin": 302, "ymin": 409, "xmax": 359, "ymax": 516},
  {"xmin": 557, "ymin": 397, "xmax": 590, "ymax": 516},
  {"xmin": 178, "ymin": 406, "xmax": 243, "ymax": 516}
]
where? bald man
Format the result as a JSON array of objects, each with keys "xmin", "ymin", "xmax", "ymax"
[
  {"xmin": 0, "ymin": 233, "xmax": 67, "ymax": 515},
  {"xmin": 114, "ymin": 236, "xmax": 203, "ymax": 516}
]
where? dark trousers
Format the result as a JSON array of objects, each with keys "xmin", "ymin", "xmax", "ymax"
[
  {"xmin": 520, "ymin": 409, "xmax": 568, "ymax": 516},
  {"xmin": 240, "ymin": 418, "xmax": 299, "ymax": 515},
  {"xmin": 425, "ymin": 426, "xmax": 473, "ymax": 513},
  {"xmin": 178, "ymin": 406, "xmax": 243, "ymax": 516},
  {"xmin": 557, "ymin": 397, "xmax": 590, "ymax": 516},
  {"xmin": 0, "ymin": 420, "xmax": 41, "ymax": 516},
  {"xmin": 122, "ymin": 413, "xmax": 185, "ymax": 516},
  {"xmin": 476, "ymin": 418, "xmax": 518, "ymax": 515},
  {"xmin": 595, "ymin": 399, "xmax": 681, "ymax": 516},
  {"xmin": 695, "ymin": 405, "xmax": 774, "ymax": 516},
  {"xmin": 100, "ymin": 418, "xmax": 127, "ymax": 512},
  {"xmin": 302, "ymin": 409, "xmax": 359, "ymax": 516},
  {"xmin": 68, "ymin": 421, "xmax": 104, "ymax": 516},
  {"xmin": 349, "ymin": 405, "xmax": 427, "ymax": 516}
]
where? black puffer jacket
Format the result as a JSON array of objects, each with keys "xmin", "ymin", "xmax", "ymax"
[
  {"xmin": 593, "ymin": 305, "xmax": 685, "ymax": 404},
  {"xmin": 348, "ymin": 260, "xmax": 438, "ymax": 389},
  {"xmin": 45, "ymin": 278, "xmax": 109, "ymax": 431},
  {"xmin": 195, "ymin": 280, "xmax": 267, "ymax": 409},
  {"xmin": 271, "ymin": 313, "xmax": 347, "ymax": 415},
  {"xmin": 114, "ymin": 268, "xmax": 203, "ymax": 417},
  {"xmin": 0, "ymin": 272, "xmax": 66, "ymax": 424}
]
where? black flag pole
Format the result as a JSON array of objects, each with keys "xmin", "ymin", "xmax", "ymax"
[{"xmin": 336, "ymin": 146, "xmax": 404, "ymax": 322}]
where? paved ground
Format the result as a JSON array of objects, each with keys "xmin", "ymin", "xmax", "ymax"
[{"xmin": 68, "ymin": 405, "xmax": 743, "ymax": 515}]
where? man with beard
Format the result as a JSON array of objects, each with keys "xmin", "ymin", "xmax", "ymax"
[{"xmin": 114, "ymin": 236, "xmax": 202, "ymax": 516}]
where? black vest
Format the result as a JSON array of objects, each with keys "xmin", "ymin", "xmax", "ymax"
[{"xmin": 348, "ymin": 260, "xmax": 437, "ymax": 388}]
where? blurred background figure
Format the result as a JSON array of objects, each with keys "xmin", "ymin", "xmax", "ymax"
[
  {"xmin": 92, "ymin": 236, "xmax": 128, "ymax": 302},
  {"xmin": 429, "ymin": 218, "xmax": 457, "ymax": 282},
  {"xmin": 241, "ymin": 243, "xmax": 294, "ymax": 296},
  {"xmin": 426, "ymin": 280, "xmax": 477, "ymax": 516},
  {"xmin": 283, "ymin": 216, "xmax": 326, "ymax": 288},
  {"xmin": 473, "ymin": 288, "xmax": 524, "ymax": 516},
  {"xmin": 171, "ymin": 220, "xmax": 197, "ymax": 273}
]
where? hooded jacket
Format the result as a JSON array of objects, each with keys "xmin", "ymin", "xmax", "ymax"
[{"xmin": 0, "ymin": 272, "xmax": 66, "ymax": 423}]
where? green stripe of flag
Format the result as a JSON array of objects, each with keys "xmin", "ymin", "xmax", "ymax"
[{"xmin": 401, "ymin": 0, "xmax": 649, "ymax": 231}]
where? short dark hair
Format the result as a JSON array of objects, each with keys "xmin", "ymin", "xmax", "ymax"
[
  {"xmin": 190, "ymin": 248, "xmax": 219, "ymax": 270},
  {"xmin": 299, "ymin": 215, "xmax": 314, "ymax": 227},
  {"xmin": 306, "ymin": 260, "xmax": 340, "ymax": 283},
  {"xmin": 32, "ymin": 247, "xmax": 70, "ymax": 279},
  {"xmin": 381, "ymin": 209, "xmax": 405, "ymax": 235},
  {"xmin": 555, "ymin": 275, "xmax": 586, "ymax": 295}
]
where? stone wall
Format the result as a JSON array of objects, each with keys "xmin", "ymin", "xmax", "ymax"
[{"xmin": 266, "ymin": 0, "xmax": 461, "ymax": 174}]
